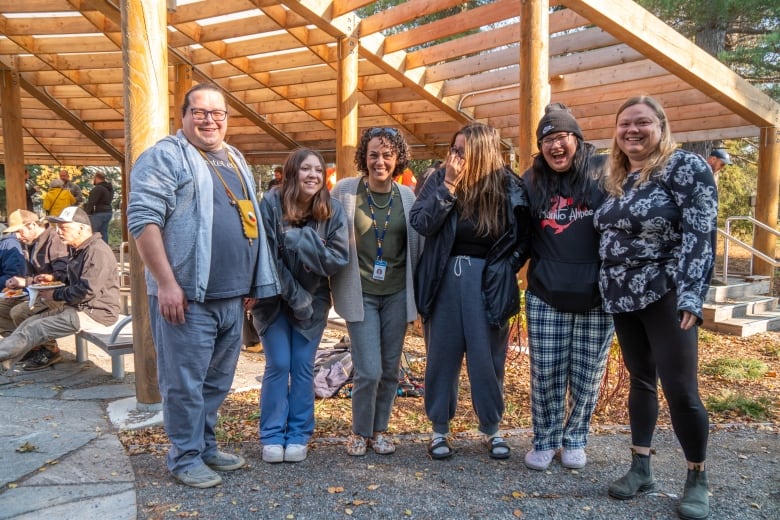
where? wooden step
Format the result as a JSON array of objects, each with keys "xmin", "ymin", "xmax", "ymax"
[
  {"xmin": 706, "ymin": 275, "xmax": 771, "ymax": 302},
  {"xmin": 703, "ymin": 310, "xmax": 780, "ymax": 337},
  {"xmin": 702, "ymin": 296, "xmax": 778, "ymax": 322}
]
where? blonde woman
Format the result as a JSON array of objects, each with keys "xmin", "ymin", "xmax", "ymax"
[
  {"xmin": 594, "ymin": 96, "xmax": 717, "ymax": 520},
  {"xmin": 411, "ymin": 122, "xmax": 531, "ymax": 460}
]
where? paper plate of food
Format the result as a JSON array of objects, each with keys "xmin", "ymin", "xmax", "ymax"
[
  {"xmin": 28, "ymin": 281, "xmax": 66, "ymax": 290},
  {"xmin": 0, "ymin": 288, "xmax": 27, "ymax": 299}
]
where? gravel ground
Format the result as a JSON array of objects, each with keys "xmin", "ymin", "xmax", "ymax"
[{"xmin": 131, "ymin": 425, "xmax": 778, "ymax": 519}]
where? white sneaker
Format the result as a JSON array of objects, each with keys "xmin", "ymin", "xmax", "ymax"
[
  {"xmin": 262, "ymin": 444, "xmax": 284, "ymax": 463},
  {"xmin": 284, "ymin": 444, "xmax": 308, "ymax": 462},
  {"xmin": 524, "ymin": 449, "xmax": 555, "ymax": 471},
  {"xmin": 561, "ymin": 448, "xmax": 587, "ymax": 469}
]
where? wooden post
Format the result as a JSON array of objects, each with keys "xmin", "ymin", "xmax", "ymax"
[
  {"xmin": 518, "ymin": 0, "xmax": 549, "ymax": 172},
  {"xmin": 0, "ymin": 69, "xmax": 26, "ymax": 214},
  {"xmin": 753, "ymin": 125, "xmax": 779, "ymax": 283},
  {"xmin": 337, "ymin": 34, "xmax": 359, "ymax": 179},
  {"xmin": 122, "ymin": 0, "xmax": 168, "ymax": 408},
  {"xmin": 173, "ymin": 63, "xmax": 192, "ymax": 133}
]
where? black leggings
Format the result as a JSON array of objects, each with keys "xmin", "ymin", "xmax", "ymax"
[{"xmin": 612, "ymin": 291, "xmax": 708, "ymax": 463}]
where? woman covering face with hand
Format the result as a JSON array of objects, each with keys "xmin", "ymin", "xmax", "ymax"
[
  {"xmin": 252, "ymin": 149, "xmax": 349, "ymax": 464},
  {"xmin": 411, "ymin": 122, "xmax": 531, "ymax": 461},
  {"xmin": 594, "ymin": 96, "xmax": 717, "ymax": 520}
]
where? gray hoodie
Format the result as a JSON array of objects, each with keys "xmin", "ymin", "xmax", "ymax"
[{"xmin": 127, "ymin": 130, "xmax": 279, "ymax": 302}]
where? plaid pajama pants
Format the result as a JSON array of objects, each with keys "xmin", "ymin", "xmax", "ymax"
[{"xmin": 526, "ymin": 290, "xmax": 614, "ymax": 451}]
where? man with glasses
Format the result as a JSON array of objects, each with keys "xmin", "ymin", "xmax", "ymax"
[
  {"xmin": 0, "ymin": 206, "xmax": 120, "ymax": 371},
  {"xmin": 0, "ymin": 210, "xmax": 69, "ymax": 370},
  {"xmin": 127, "ymin": 83, "xmax": 279, "ymax": 489}
]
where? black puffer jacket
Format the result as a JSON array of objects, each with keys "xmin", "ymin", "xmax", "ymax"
[
  {"xmin": 84, "ymin": 180, "xmax": 113, "ymax": 214},
  {"xmin": 411, "ymin": 167, "xmax": 531, "ymax": 326}
]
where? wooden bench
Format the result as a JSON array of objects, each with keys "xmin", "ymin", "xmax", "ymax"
[{"xmin": 75, "ymin": 315, "xmax": 133, "ymax": 379}]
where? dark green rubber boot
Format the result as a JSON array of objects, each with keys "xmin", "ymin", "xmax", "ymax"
[
  {"xmin": 608, "ymin": 449, "xmax": 656, "ymax": 500},
  {"xmin": 678, "ymin": 465, "xmax": 709, "ymax": 520}
]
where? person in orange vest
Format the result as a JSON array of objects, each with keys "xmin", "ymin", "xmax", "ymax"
[
  {"xmin": 326, "ymin": 164, "xmax": 338, "ymax": 191},
  {"xmin": 394, "ymin": 167, "xmax": 417, "ymax": 191}
]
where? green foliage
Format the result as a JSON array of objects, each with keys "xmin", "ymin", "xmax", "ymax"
[
  {"xmin": 701, "ymin": 357, "xmax": 768, "ymax": 380},
  {"xmin": 716, "ymin": 139, "xmax": 757, "ymax": 235},
  {"xmin": 705, "ymin": 391, "xmax": 772, "ymax": 420}
]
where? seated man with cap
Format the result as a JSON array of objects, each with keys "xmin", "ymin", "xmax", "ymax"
[
  {"xmin": 0, "ymin": 209, "xmax": 69, "ymax": 370},
  {"xmin": 707, "ymin": 148, "xmax": 732, "ymax": 183},
  {"xmin": 0, "ymin": 207, "xmax": 120, "ymax": 370}
]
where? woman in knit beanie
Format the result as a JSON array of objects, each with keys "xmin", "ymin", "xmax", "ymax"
[{"xmin": 522, "ymin": 103, "xmax": 614, "ymax": 472}]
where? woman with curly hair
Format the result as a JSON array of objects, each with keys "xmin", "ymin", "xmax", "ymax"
[
  {"xmin": 411, "ymin": 122, "xmax": 530, "ymax": 460},
  {"xmin": 252, "ymin": 148, "xmax": 349, "ymax": 464},
  {"xmin": 330, "ymin": 128, "xmax": 421, "ymax": 456},
  {"xmin": 595, "ymin": 96, "xmax": 717, "ymax": 520}
]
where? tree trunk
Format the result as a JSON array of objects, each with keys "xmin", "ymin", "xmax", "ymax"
[{"xmin": 684, "ymin": 20, "xmax": 727, "ymax": 154}]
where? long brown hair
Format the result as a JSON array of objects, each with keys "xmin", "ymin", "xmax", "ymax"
[
  {"xmin": 606, "ymin": 96, "xmax": 677, "ymax": 197},
  {"xmin": 280, "ymin": 149, "xmax": 332, "ymax": 224},
  {"xmin": 451, "ymin": 122, "xmax": 507, "ymax": 238}
]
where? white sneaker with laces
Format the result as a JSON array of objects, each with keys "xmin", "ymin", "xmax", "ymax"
[
  {"xmin": 284, "ymin": 444, "xmax": 308, "ymax": 462},
  {"xmin": 262, "ymin": 444, "xmax": 284, "ymax": 463}
]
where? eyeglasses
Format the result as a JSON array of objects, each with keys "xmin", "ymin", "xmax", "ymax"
[
  {"xmin": 190, "ymin": 108, "xmax": 228, "ymax": 122},
  {"xmin": 541, "ymin": 132, "xmax": 573, "ymax": 147},
  {"xmin": 367, "ymin": 127, "xmax": 400, "ymax": 138},
  {"xmin": 450, "ymin": 146, "xmax": 465, "ymax": 159}
]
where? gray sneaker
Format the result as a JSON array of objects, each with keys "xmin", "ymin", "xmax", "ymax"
[
  {"xmin": 203, "ymin": 450, "xmax": 246, "ymax": 471},
  {"xmin": 173, "ymin": 464, "xmax": 222, "ymax": 488}
]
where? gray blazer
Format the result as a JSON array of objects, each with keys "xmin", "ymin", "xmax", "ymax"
[{"xmin": 330, "ymin": 176, "xmax": 421, "ymax": 323}]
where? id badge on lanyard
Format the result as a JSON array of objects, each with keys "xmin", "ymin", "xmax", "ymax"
[
  {"xmin": 372, "ymin": 259, "xmax": 387, "ymax": 281},
  {"xmin": 365, "ymin": 180, "xmax": 394, "ymax": 282}
]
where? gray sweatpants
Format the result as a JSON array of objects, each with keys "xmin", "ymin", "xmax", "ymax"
[{"xmin": 424, "ymin": 256, "xmax": 509, "ymax": 436}]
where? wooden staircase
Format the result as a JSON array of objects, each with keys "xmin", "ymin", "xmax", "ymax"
[{"xmin": 703, "ymin": 275, "xmax": 780, "ymax": 336}]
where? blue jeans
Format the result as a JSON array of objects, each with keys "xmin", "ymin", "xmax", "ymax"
[
  {"xmin": 260, "ymin": 312, "xmax": 320, "ymax": 446},
  {"xmin": 89, "ymin": 211, "xmax": 112, "ymax": 244},
  {"xmin": 149, "ymin": 295, "xmax": 243, "ymax": 474},
  {"xmin": 346, "ymin": 289, "xmax": 407, "ymax": 438}
]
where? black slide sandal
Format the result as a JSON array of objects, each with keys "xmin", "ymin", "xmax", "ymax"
[{"xmin": 428, "ymin": 437, "xmax": 454, "ymax": 460}]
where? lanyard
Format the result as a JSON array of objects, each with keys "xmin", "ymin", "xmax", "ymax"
[
  {"xmin": 363, "ymin": 180, "xmax": 394, "ymax": 260},
  {"xmin": 198, "ymin": 148, "xmax": 250, "ymax": 203}
]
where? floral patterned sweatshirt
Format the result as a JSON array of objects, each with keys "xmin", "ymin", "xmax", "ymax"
[{"xmin": 594, "ymin": 149, "xmax": 718, "ymax": 320}]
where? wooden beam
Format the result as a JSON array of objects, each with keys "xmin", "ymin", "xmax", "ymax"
[
  {"xmin": 753, "ymin": 126, "xmax": 780, "ymax": 280},
  {"xmin": 518, "ymin": 0, "xmax": 549, "ymax": 170},
  {"xmin": 0, "ymin": 68, "xmax": 27, "ymax": 213},
  {"xmin": 173, "ymin": 63, "xmax": 192, "ymax": 133},
  {"xmin": 562, "ymin": 0, "xmax": 780, "ymax": 128},
  {"xmin": 17, "ymin": 75, "xmax": 124, "ymax": 163},
  {"xmin": 122, "ymin": 0, "xmax": 166, "ymax": 408},
  {"xmin": 337, "ymin": 35, "xmax": 358, "ymax": 180}
]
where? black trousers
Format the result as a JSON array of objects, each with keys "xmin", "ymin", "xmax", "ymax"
[{"xmin": 612, "ymin": 291, "xmax": 708, "ymax": 463}]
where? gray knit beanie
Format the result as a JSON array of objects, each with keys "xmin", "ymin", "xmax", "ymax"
[{"xmin": 536, "ymin": 102, "xmax": 583, "ymax": 146}]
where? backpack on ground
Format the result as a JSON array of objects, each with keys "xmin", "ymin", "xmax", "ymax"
[{"xmin": 313, "ymin": 336, "xmax": 353, "ymax": 398}]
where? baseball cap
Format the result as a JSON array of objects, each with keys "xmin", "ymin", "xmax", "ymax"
[
  {"xmin": 709, "ymin": 149, "xmax": 732, "ymax": 165},
  {"xmin": 3, "ymin": 209, "xmax": 41, "ymax": 233},
  {"xmin": 47, "ymin": 206, "xmax": 91, "ymax": 226}
]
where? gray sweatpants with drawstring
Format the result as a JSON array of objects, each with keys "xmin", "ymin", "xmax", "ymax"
[{"xmin": 423, "ymin": 256, "xmax": 509, "ymax": 436}]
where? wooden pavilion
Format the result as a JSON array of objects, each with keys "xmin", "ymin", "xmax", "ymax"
[{"xmin": 1, "ymin": 0, "xmax": 778, "ymax": 404}]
